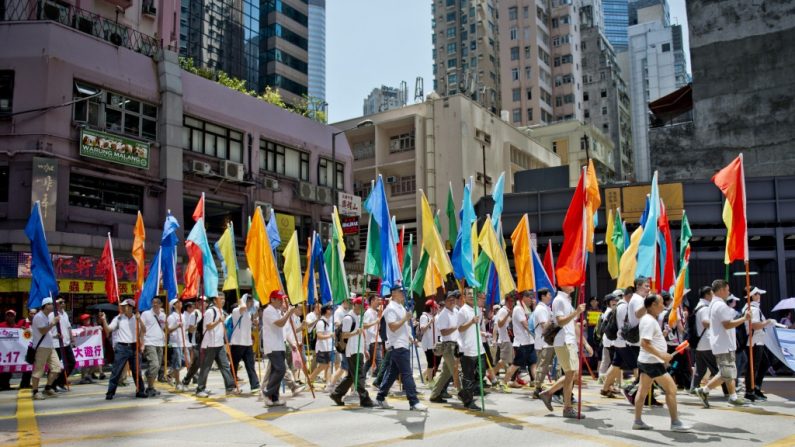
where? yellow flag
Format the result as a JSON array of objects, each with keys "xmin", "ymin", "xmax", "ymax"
[
  {"xmin": 617, "ymin": 227, "xmax": 643, "ymax": 289},
  {"xmin": 419, "ymin": 190, "xmax": 453, "ymax": 277},
  {"xmin": 302, "ymin": 235, "xmax": 312, "ymax": 299},
  {"xmin": 216, "ymin": 223, "xmax": 239, "ymax": 291},
  {"xmin": 471, "ymin": 222, "xmax": 478, "ymax": 260},
  {"xmin": 585, "ymin": 160, "xmax": 601, "ymax": 253},
  {"xmin": 479, "ymin": 216, "xmax": 517, "ymax": 294},
  {"xmin": 510, "ymin": 214, "xmax": 534, "ymax": 292},
  {"xmin": 283, "ymin": 231, "xmax": 305, "ymax": 305},
  {"xmin": 606, "ymin": 209, "xmax": 618, "ymax": 279},
  {"xmin": 245, "ymin": 207, "xmax": 282, "ymax": 304},
  {"xmin": 333, "ymin": 206, "xmax": 346, "ymax": 259},
  {"xmin": 722, "ymin": 200, "xmax": 732, "ymax": 265}
]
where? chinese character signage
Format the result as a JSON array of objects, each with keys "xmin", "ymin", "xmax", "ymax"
[
  {"xmin": 31, "ymin": 157, "xmax": 58, "ymax": 232},
  {"xmin": 80, "ymin": 128, "xmax": 150, "ymax": 169},
  {"xmin": 0, "ymin": 326, "xmax": 104, "ymax": 372},
  {"xmin": 341, "ymin": 216, "xmax": 359, "ymax": 235},
  {"xmin": 337, "ymin": 192, "xmax": 362, "ymax": 216}
]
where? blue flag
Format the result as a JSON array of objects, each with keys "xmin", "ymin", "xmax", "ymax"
[
  {"xmin": 267, "ymin": 211, "xmax": 281, "ymax": 252},
  {"xmin": 491, "ymin": 172, "xmax": 505, "ymax": 230},
  {"xmin": 640, "ymin": 195, "xmax": 650, "ymax": 228},
  {"xmin": 138, "ymin": 249, "xmax": 161, "ymax": 312},
  {"xmin": 187, "ymin": 217, "xmax": 218, "ymax": 296},
  {"xmin": 24, "ymin": 202, "xmax": 59, "ymax": 308},
  {"xmin": 636, "ymin": 172, "xmax": 660, "ymax": 279},
  {"xmin": 139, "ymin": 213, "xmax": 180, "ymax": 311},
  {"xmin": 364, "ymin": 176, "xmax": 402, "ymax": 295},
  {"xmin": 531, "ymin": 244, "xmax": 555, "ymax": 293},
  {"xmin": 485, "ymin": 263, "xmax": 500, "ymax": 308},
  {"xmin": 311, "ymin": 233, "xmax": 333, "ymax": 305},
  {"xmin": 452, "ymin": 180, "xmax": 480, "ymax": 287}
]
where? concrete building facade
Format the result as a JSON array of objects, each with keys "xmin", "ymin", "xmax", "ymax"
[
  {"xmin": 0, "ymin": 0, "xmax": 352, "ymax": 310},
  {"xmin": 334, "ymin": 94, "xmax": 559, "ymax": 263},
  {"xmin": 362, "ymin": 85, "xmax": 408, "ymax": 116},
  {"xmin": 432, "ymin": 0, "xmax": 501, "ymax": 114}
]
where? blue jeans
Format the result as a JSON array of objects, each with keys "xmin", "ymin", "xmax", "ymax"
[
  {"xmin": 107, "ymin": 343, "xmax": 144, "ymax": 396},
  {"xmin": 364, "ymin": 342, "xmax": 383, "ymax": 377},
  {"xmin": 377, "ymin": 348, "xmax": 419, "ymax": 406}
]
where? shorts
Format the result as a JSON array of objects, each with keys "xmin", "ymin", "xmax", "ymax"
[
  {"xmin": 638, "ymin": 362, "xmax": 668, "ymax": 379},
  {"xmin": 512, "ymin": 344, "xmax": 537, "ymax": 368},
  {"xmin": 316, "ymin": 351, "xmax": 331, "ymax": 364},
  {"xmin": 32, "ymin": 348, "xmax": 62, "ymax": 379},
  {"xmin": 612, "ymin": 346, "xmax": 639, "ymax": 370},
  {"xmin": 425, "ymin": 349, "xmax": 441, "ymax": 368},
  {"xmin": 498, "ymin": 342, "xmax": 514, "ymax": 365},
  {"xmin": 169, "ymin": 347, "xmax": 184, "ymax": 371},
  {"xmin": 143, "ymin": 346, "xmax": 163, "ymax": 379},
  {"xmin": 554, "ymin": 344, "xmax": 579, "ymax": 373},
  {"xmin": 715, "ymin": 352, "xmax": 737, "ymax": 380}
]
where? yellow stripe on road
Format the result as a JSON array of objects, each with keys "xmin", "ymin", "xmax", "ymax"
[
  {"xmin": 14, "ymin": 389, "xmax": 40, "ymax": 447},
  {"xmin": 765, "ymin": 434, "xmax": 795, "ymax": 447},
  {"xmin": 0, "ymin": 398, "xmax": 186, "ymax": 421}
]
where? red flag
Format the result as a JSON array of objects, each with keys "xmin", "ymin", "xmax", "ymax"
[
  {"xmin": 658, "ymin": 199, "xmax": 675, "ymax": 291},
  {"xmin": 556, "ymin": 170, "xmax": 587, "ymax": 287},
  {"xmin": 712, "ymin": 154, "xmax": 747, "ymax": 262},
  {"xmin": 99, "ymin": 235, "xmax": 119, "ymax": 303},
  {"xmin": 396, "ymin": 226, "xmax": 405, "ymax": 267},
  {"xmin": 182, "ymin": 239, "xmax": 203, "ymax": 299},
  {"xmin": 543, "ymin": 239, "xmax": 556, "ymax": 287},
  {"xmin": 192, "ymin": 194, "xmax": 205, "ymax": 223}
]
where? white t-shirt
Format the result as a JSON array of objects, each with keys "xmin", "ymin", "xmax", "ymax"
[
  {"xmin": 383, "ymin": 300, "xmax": 411, "ymax": 349},
  {"xmin": 343, "ymin": 313, "xmax": 365, "ymax": 357},
  {"xmin": 694, "ymin": 299, "xmax": 712, "ymax": 351},
  {"xmin": 261, "ymin": 305, "xmax": 286, "ymax": 354},
  {"xmin": 533, "ymin": 302, "xmax": 551, "ymax": 348},
  {"xmin": 140, "ymin": 309, "xmax": 165, "ymax": 347},
  {"xmin": 494, "ymin": 306, "xmax": 511, "ymax": 344},
  {"xmin": 613, "ymin": 300, "xmax": 629, "ymax": 348},
  {"xmin": 305, "ymin": 311, "xmax": 319, "ymax": 333},
  {"xmin": 745, "ymin": 302, "xmax": 767, "ymax": 346},
  {"xmin": 638, "ymin": 314, "xmax": 667, "ymax": 364},
  {"xmin": 457, "ymin": 304, "xmax": 478, "ymax": 357},
  {"xmin": 229, "ymin": 306, "xmax": 253, "ymax": 346},
  {"xmin": 201, "ymin": 306, "xmax": 225, "ymax": 349},
  {"xmin": 419, "ymin": 313, "xmax": 435, "ymax": 351},
  {"xmin": 436, "ymin": 307, "xmax": 458, "ymax": 342},
  {"xmin": 601, "ymin": 307, "xmax": 614, "ymax": 348},
  {"xmin": 49, "ymin": 310, "xmax": 71, "ymax": 347},
  {"xmin": 363, "ymin": 307, "xmax": 379, "ymax": 343},
  {"xmin": 512, "ymin": 304, "xmax": 533, "ymax": 346},
  {"xmin": 182, "ymin": 311, "xmax": 197, "ymax": 346},
  {"xmin": 708, "ymin": 297, "xmax": 737, "ymax": 355},
  {"xmin": 108, "ymin": 313, "xmax": 137, "ymax": 344},
  {"xmin": 32, "ymin": 311, "xmax": 54, "ymax": 349},
  {"xmin": 315, "ymin": 317, "xmax": 333, "ymax": 352},
  {"xmin": 167, "ymin": 311, "xmax": 188, "ymax": 347},
  {"xmin": 334, "ymin": 306, "xmax": 350, "ymax": 329},
  {"xmin": 625, "ymin": 293, "xmax": 645, "ymax": 347},
  {"xmin": 552, "ymin": 291, "xmax": 576, "ymax": 346}
]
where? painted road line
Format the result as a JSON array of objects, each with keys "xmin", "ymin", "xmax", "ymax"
[
  {"xmin": 13, "ymin": 389, "xmax": 39, "ymax": 447},
  {"xmin": 0, "ymin": 398, "xmax": 188, "ymax": 421},
  {"xmin": 765, "ymin": 434, "xmax": 795, "ymax": 447}
]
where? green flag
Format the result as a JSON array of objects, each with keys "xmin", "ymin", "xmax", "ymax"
[
  {"xmin": 473, "ymin": 251, "xmax": 491, "ymax": 294},
  {"xmin": 679, "ymin": 211, "xmax": 692, "ymax": 288},
  {"xmin": 611, "ymin": 208, "xmax": 625, "ymax": 265},
  {"xmin": 363, "ymin": 213, "xmax": 382, "ymax": 278},
  {"xmin": 434, "ymin": 212, "xmax": 442, "ymax": 235},
  {"xmin": 411, "ymin": 249, "xmax": 430, "ymax": 297},
  {"xmin": 325, "ymin": 220, "xmax": 349, "ymax": 304},
  {"xmin": 402, "ymin": 233, "xmax": 413, "ymax": 286},
  {"xmin": 446, "ymin": 183, "xmax": 458, "ymax": 248}
]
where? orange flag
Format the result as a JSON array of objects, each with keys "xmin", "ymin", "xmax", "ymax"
[
  {"xmin": 510, "ymin": 214, "xmax": 535, "ymax": 292},
  {"xmin": 712, "ymin": 154, "xmax": 747, "ymax": 262},
  {"xmin": 668, "ymin": 245, "xmax": 690, "ymax": 327},
  {"xmin": 132, "ymin": 211, "xmax": 145, "ymax": 298},
  {"xmin": 99, "ymin": 234, "xmax": 119, "ymax": 304},
  {"xmin": 556, "ymin": 168, "xmax": 586, "ymax": 287},
  {"xmin": 585, "ymin": 160, "xmax": 601, "ymax": 252},
  {"xmin": 192, "ymin": 193, "xmax": 205, "ymax": 223}
]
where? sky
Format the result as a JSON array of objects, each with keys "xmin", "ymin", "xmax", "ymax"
[{"xmin": 327, "ymin": 0, "xmax": 690, "ymax": 124}]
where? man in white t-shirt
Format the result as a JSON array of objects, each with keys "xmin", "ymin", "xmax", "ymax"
[
  {"xmin": 30, "ymin": 297, "xmax": 63, "ymax": 400},
  {"xmin": 363, "ymin": 295, "xmax": 383, "ymax": 377},
  {"xmin": 50, "ymin": 298, "xmax": 74, "ymax": 392},
  {"xmin": 691, "ymin": 286, "xmax": 721, "ymax": 393},
  {"xmin": 180, "ymin": 301, "xmax": 200, "ymax": 388},
  {"xmin": 504, "ymin": 292, "xmax": 535, "ymax": 390},
  {"xmin": 598, "ymin": 292, "xmax": 619, "ymax": 386},
  {"xmin": 229, "ymin": 294, "xmax": 260, "ymax": 393},
  {"xmin": 420, "ymin": 299, "xmax": 440, "ymax": 383},
  {"xmin": 429, "ymin": 291, "xmax": 461, "ymax": 403},
  {"xmin": 538, "ymin": 286, "xmax": 585, "ymax": 419},
  {"xmin": 694, "ymin": 279, "xmax": 751, "ymax": 408},
  {"xmin": 456, "ymin": 289, "xmax": 482, "ymax": 410},
  {"xmin": 375, "ymin": 287, "xmax": 426, "ymax": 411},
  {"xmin": 632, "ymin": 294, "xmax": 692, "ymax": 432},
  {"xmin": 743, "ymin": 286, "xmax": 776, "ymax": 402},
  {"xmin": 327, "ymin": 298, "xmax": 353, "ymax": 392},
  {"xmin": 166, "ymin": 298, "xmax": 189, "ymax": 391},
  {"xmin": 493, "ymin": 295, "xmax": 513, "ymax": 388},
  {"xmin": 261, "ymin": 290, "xmax": 298, "ymax": 406},
  {"xmin": 195, "ymin": 293, "xmax": 238, "ymax": 398},
  {"xmin": 330, "ymin": 297, "xmax": 374, "ymax": 407},
  {"xmin": 600, "ymin": 287, "xmax": 632, "ymax": 398},
  {"xmin": 99, "ymin": 299, "xmax": 145, "ymax": 400},
  {"xmin": 140, "ymin": 297, "xmax": 166, "ymax": 397},
  {"xmin": 532, "ymin": 289, "xmax": 555, "ymax": 397}
]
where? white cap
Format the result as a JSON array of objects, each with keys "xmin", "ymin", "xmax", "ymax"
[
  {"xmin": 121, "ymin": 298, "xmax": 136, "ymax": 307},
  {"xmin": 169, "ymin": 298, "xmax": 179, "ymax": 306},
  {"xmin": 41, "ymin": 297, "xmax": 53, "ymax": 306},
  {"xmin": 612, "ymin": 289, "xmax": 625, "ymax": 296},
  {"xmin": 492, "ymin": 304, "xmax": 501, "ymax": 311},
  {"xmin": 748, "ymin": 287, "xmax": 766, "ymax": 297},
  {"xmin": 727, "ymin": 294, "xmax": 740, "ymax": 302}
]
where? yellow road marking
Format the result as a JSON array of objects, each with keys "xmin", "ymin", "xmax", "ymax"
[
  {"xmin": 256, "ymin": 404, "xmax": 348, "ymax": 420},
  {"xmin": 0, "ymin": 398, "xmax": 186, "ymax": 421},
  {"xmin": 14, "ymin": 389, "xmax": 39, "ymax": 447},
  {"xmin": 765, "ymin": 434, "xmax": 795, "ymax": 447}
]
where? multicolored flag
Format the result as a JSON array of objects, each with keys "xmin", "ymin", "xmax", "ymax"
[
  {"xmin": 617, "ymin": 227, "xmax": 643, "ymax": 289},
  {"xmin": 402, "ymin": 233, "xmax": 414, "ymax": 287},
  {"xmin": 636, "ymin": 171, "xmax": 660, "ymax": 280},
  {"xmin": 452, "ymin": 180, "xmax": 480, "ymax": 287},
  {"xmin": 712, "ymin": 154, "xmax": 747, "ymax": 262},
  {"xmin": 139, "ymin": 212, "xmax": 179, "ymax": 311},
  {"xmin": 325, "ymin": 207, "xmax": 350, "ymax": 304},
  {"xmin": 668, "ymin": 245, "xmax": 691, "ymax": 327},
  {"xmin": 363, "ymin": 176, "xmax": 402, "ymax": 294},
  {"xmin": 679, "ymin": 211, "xmax": 692, "ymax": 288},
  {"xmin": 658, "ymin": 199, "xmax": 675, "ymax": 292}
]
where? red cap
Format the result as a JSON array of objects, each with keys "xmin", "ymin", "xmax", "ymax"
[
  {"xmin": 269, "ymin": 290, "xmax": 287, "ymax": 301},
  {"xmin": 425, "ymin": 299, "xmax": 438, "ymax": 308},
  {"xmin": 352, "ymin": 297, "xmax": 363, "ymax": 306},
  {"xmin": 79, "ymin": 313, "xmax": 91, "ymax": 321}
]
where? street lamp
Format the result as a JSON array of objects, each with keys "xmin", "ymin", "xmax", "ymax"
[{"xmin": 331, "ymin": 119, "xmax": 374, "ymax": 206}]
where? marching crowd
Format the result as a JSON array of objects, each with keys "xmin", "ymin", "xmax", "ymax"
[{"xmin": 16, "ymin": 275, "xmax": 786, "ymax": 433}]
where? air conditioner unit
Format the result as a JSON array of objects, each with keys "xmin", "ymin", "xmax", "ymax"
[
  {"xmin": 385, "ymin": 176, "xmax": 398, "ymax": 184},
  {"xmin": 221, "ymin": 160, "xmax": 245, "ymax": 181},
  {"xmin": 263, "ymin": 177, "xmax": 279, "ymax": 190},
  {"xmin": 42, "ymin": 1, "xmax": 69, "ymax": 24},
  {"xmin": 298, "ymin": 181, "xmax": 316, "ymax": 201},
  {"xmin": 315, "ymin": 186, "xmax": 332, "ymax": 204},
  {"xmin": 191, "ymin": 160, "xmax": 212, "ymax": 175},
  {"xmin": 344, "ymin": 235, "xmax": 359, "ymax": 251}
]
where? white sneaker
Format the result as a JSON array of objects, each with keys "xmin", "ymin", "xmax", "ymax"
[
  {"xmin": 375, "ymin": 399, "xmax": 393, "ymax": 409},
  {"xmin": 33, "ymin": 393, "xmax": 46, "ymax": 400},
  {"xmin": 264, "ymin": 397, "xmax": 276, "ymax": 407},
  {"xmin": 410, "ymin": 402, "xmax": 428, "ymax": 412},
  {"xmin": 291, "ymin": 385, "xmax": 306, "ymax": 397},
  {"xmin": 273, "ymin": 398, "xmax": 286, "ymax": 406},
  {"xmin": 196, "ymin": 391, "xmax": 210, "ymax": 398}
]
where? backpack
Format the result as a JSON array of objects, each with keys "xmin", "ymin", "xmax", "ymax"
[
  {"xmin": 335, "ymin": 314, "xmax": 356, "ymax": 354},
  {"xmin": 686, "ymin": 303, "xmax": 708, "ymax": 347},
  {"xmin": 196, "ymin": 307, "xmax": 217, "ymax": 346},
  {"xmin": 593, "ymin": 313, "xmax": 606, "ymax": 345},
  {"xmin": 735, "ymin": 306, "xmax": 749, "ymax": 351},
  {"xmin": 620, "ymin": 301, "xmax": 640, "ymax": 344},
  {"xmin": 225, "ymin": 313, "xmax": 244, "ymax": 340},
  {"xmin": 603, "ymin": 302, "xmax": 623, "ymax": 341}
]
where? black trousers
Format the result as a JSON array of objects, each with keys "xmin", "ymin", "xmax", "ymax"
[
  {"xmin": 332, "ymin": 353, "xmax": 370, "ymax": 403},
  {"xmin": 53, "ymin": 345, "xmax": 76, "ymax": 387},
  {"xmin": 666, "ymin": 345, "xmax": 691, "ymax": 389},
  {"xmin": 458, "ymin": 355, "xmax": 479, "ymax": 406},
  {"xmin": 231, "ymin": 345, "xmax": 260, "ymax": 389},
  {"xmin": 264, "ymin": 351, "xmax": 286, "ymax": 401},
  {"xmin": 745, "ymin": 345, "xmax": 771, "ymax": 392}
]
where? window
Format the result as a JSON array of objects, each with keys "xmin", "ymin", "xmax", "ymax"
[
  {"xmin": 538, "ymin": 48, "xmax": 550, "ymax": 66},
  {"xmin": 73, "ymin": 82, "xmax": 158, "ymax": 141},
  {"xmin": 525, "ymin": 66, "xmax": 532, "ymax": 79},
  {"xmin": 601, "ymin": 106, "xmax": 608, "ymax": 115},
  {"xmin": 560, "ymin": 15, "xmax": 571, "ymax": 24},
  {"xmin": 509, "ymin": 27, "xmax": 517, "ymax": 40},
  {"xmin": 391, "ymin": 175, "xmax": 416, "ymax": 196},
  {"xmin": 447, "ymin": 42, "xmax": 457, "ymax": 54},
  {"xmin": 183, "ymin": 116, "xmax": 243, "ymax": 162},
  {"xmin": 389, "ymin": 131, "xmax": 415, "ymax": 153},
  {"xmin": 523, "ymin": 6, "xmax": 529, "ymax": 18},
  {"xmin": 564, "ymin": 94, "xmax": 575, "ymax": 104},
  {"xmin": 525, "ymin": 46, "xmax": 531, "ymax": 58},
  {"xmin": 512, "ymin": 88, "xmax": 521, "ymax": 102},
  {"xmin": 447, "ymin": 58, "xmax": 457, "ymax": 68},
  {"xmin": 601, "ymin": 89, "xmax": 607, "ymax": 98},
  {"xmin": 512, "ymin": 108, "xmax": 521, "ymax": 123},
  {"xmin": 541, "ymin": 89, "xmax": 552, "ymax": 106},
  {"xmin": 446, "ymin": 12, "xmax": 456, "ymax": 22},
  {"xmin": 662, "ymin": 43, "xmax": 671, "ymax": 52},
  {"xmin": 555, "ymin": 96, "xmax": 563, "ymax": 107},
  {"xmin": 0, "ymin": 71, "xmax": 13, "ymax": 115},
  {"xmin": 259, "ymin": 139, "xmax": 309, "ymax": 180},
  {"xmin": 446, "ymin": 0, "xmax": 455, "ymax": 6},
  {"xmin": 584, "ymin": 92, "xmax": 589, "ymax": 101},
  {"xmin": 552, "ymin": 141, "xmax": 557, "ymax": 153},
  {"xmin": 182, "ymin": 197, "xmax": 242, "ymax": 237},
  {"xmin": 508, "ymin": 6, "xmax": 518, "ymax": 20},
  {"xmin": 448, "ymin": 73, "xmax": 457, "ymax": 85},
  {"xmin": 69, "ymin": 173, "xmax": 143, "ymax": 215},
  {"xmin": 0, "ymin": 166, "xmax": 7, "ymax": 202},
  {"xmin": 584, "ymin": 109, "xmax": 590, "ymax": 118},
  {"xmin": 541, "ymin": 110, "xmax": 552, "ymax": 123},
  {"xmin": 447, "ymin": 27, "xmax": 456, "ymax": 38},
  {"xmin": 510, "ymin": 46, "xmax": 520, "ymax": 61},
  {"xmin": 511, "ymin": 68, "xmax": 519, "ymax": 81},
  {"xmin": 551, "ymin": 18, "xmax": 559, "ymax": 28},
  {"xmin": 603, "ymin": 123, "xmax": 609, "ymax": 132},
  {"xmin": 526, "ymin": 108, "xmax": 533, "ymax": 121},
  {"xmin": 318, "ymin": 158, "xmax": 344, "ymax": 190},
  {"xmin": 526, "ymin": 88, "xmax": 533, "ymax": 100}
]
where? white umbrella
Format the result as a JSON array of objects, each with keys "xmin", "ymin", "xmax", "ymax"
[{"xmin": 771, "ymin": 298, "xmax": 795, "ymax": 312}]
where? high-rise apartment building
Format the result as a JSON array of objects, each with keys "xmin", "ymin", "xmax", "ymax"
[
  {"xmin": 307, "ymin": 0, "xmax": 326, "ymax": 112},
  {"xmin": 602, "ymin": 0, "xmax": 629, "ymax": 51},
  {"xmin": 363, "ymin": 85, "xmax": 408, "ymax": 116},
  {"xmin": 431, "ymin": 0, "xmax": 501, "ymax": 114},
  {"xmin": 180, "ymin": 0, "xmax": 310, "ymax": 105}
]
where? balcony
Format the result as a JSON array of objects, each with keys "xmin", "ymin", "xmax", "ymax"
[{"xmin": 2, "ymin": 0, "xmax": 162, "ymax": 58}]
